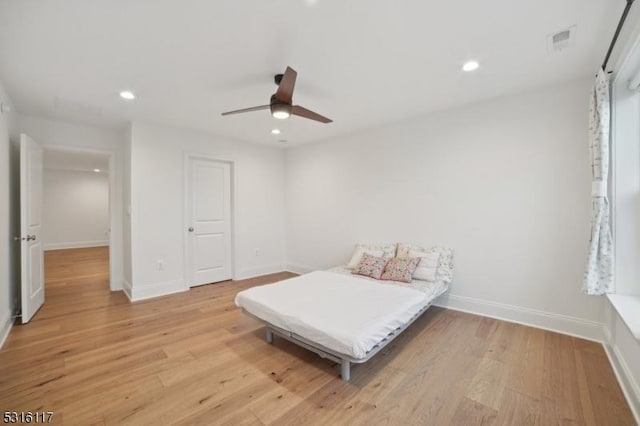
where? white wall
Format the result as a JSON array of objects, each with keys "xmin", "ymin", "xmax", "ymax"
[
  {"xmin": 285, "ymin": 78, "xmax": 604, "ymax": 339},
  {"xmin": 127, "ymin": 121, "xmax": 286, "ymax": 300},
  {"xmin": 42, "ymin": 169, "xmax": 109, "ymax": 250},
  {"xmin": 0, "ymin": 79, "xmax": 18, "ymax": 347},
  {"xmin": 17, "ymin": 115, "xmax": 125, "ymax": 290}
]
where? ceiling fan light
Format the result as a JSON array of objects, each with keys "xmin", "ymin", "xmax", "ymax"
[{"xmin": 271, "ymin": 103, "xmax": 291, "ymax": 119}]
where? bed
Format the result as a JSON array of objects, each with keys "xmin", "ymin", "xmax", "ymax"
[{"xmin": 234, "ymin": 264, "xmax": 449, "ymax": 381}]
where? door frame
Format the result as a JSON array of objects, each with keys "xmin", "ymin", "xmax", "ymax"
[
  {"xmin": 183, "ymin": 153, "xmax": 237, "ymax": 287},
  {"xmin": 42, "ymin": 145, "xmax": 119, "ymax": 291}
]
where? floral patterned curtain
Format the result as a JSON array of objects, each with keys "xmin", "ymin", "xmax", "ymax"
[{"xmin": 583, "ymin": 69, "xmax": 613, "ymax": 295}]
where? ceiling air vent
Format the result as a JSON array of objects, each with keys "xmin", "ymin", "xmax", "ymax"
[{"xmin": 547, "ymin": 25, "xmax": 576, "ymax": 53}]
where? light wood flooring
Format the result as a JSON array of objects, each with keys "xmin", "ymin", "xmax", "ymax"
[{"xmin": 0, "ymin": 247, "xmax": 634, "ymax": 425}]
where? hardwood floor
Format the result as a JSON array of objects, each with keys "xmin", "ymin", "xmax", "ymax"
[{"xmin": 0, "ymin": 247, "xmax": 634, "ymax": 425}]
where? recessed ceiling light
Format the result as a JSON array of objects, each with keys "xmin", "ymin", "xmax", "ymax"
[
  {"xmin": 462, "ymin": 61, "xmax": 479, "ymax": 72},
  {"xmin": 119, "ymin": 90, "xmax": 135, "ymax": 100},
  {"xmin": 93, "ymin": 168, "xmax": 101, "ymax": 173},
  {"xmin": 271, "ymin": 129, "xmax": 281, "ymax": 135}
]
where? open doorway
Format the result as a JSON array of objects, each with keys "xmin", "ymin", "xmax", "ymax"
[{"xmin": 41, "ymin": 148, "xmax": 112, "ymax": 313}]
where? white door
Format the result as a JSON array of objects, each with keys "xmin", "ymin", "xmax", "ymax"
[
  {"xmin": 20, "ymin": 134, "xmax": 44, "ymax": 323},
  {"xmin": 186, "ymin": 158, "xmax": 232, "ymax": 287}
]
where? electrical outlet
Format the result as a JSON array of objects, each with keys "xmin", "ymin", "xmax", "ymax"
[
  {"xmin": 157, "ymin": 260, "xmax": 164, "ymax": 271},
  {"xmin": 254, "ymin": 249, "xmax": 261, "ymax": 257}
]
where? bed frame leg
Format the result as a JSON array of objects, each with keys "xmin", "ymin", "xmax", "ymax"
[
  {"xmin": 341, "ymin": 360, "xmax": 351, "ymax": 381},
  {"xmin": 266, "ymin": 328, "xmax": 274, "ymax": 344}
]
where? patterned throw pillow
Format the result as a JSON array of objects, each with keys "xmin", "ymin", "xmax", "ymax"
[
  {"xmin": 353, "ymin": 253, "xmax": 389, "ymax": 280},
  {"xmin": 358, "ymin": 243, "xmax": 397, "ymax": 259},
  {"xmin": 347, "ymin": 247, "xmax": 384, "ymax": 269},
  {"xmin": 397, "ymin": 243, "xmax": 455, "ymax": 283},
  {"xmin": 381, "ymin": 257, "xmax": 420, "ymax": 283}
]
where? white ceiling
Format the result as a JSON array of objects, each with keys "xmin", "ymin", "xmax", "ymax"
[
  {"xmin": 44, "ymin": 149, "xmax": 109, "ymax": 173},
  {"xmin": 0, "ymin": 1, "xmax": 620, "ymax": 146}
]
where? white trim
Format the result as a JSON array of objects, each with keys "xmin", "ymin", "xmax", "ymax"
[
  {"xmin": 434, "ymin": 293, "xmax": 605, "ymax": 342},
  {"xmin": 43, "ymin": 165, "xmax": 110, "ymax": 174},
  {"xmin": 629, "ymin": 68, "xmax": 640, "ymax": 91},
  {"xmin": 603, "ymin": 326, "xmax": 640, "ymax": 424},
  {"xmin": 612, "ymin": 24, "xmax": 640, "ymax": 296},
  {"xmin": 131, "ymin": 279, "xmax": 187, "ymax": 302},
  {"xmin": 235, "ymin": 264, "xmax": 286, "ymax": 280},
  {"xmin": 284, "ymin": 263, "xmax": 315, "ymax": 275},
  {"xmin": 44, "ymin": 240, "xmax": 109, "ymax": 251},
  {"xmin": 122, "ymin": 278, "xmax": 133, "ymax": 301},
  {"xmin": 182, "ymin": 153, "xmax": 237, "ymax": 288},
  {"xmin": 607, "ymin": 294, "xmax": 640, "ymax": 340},
  {"xmin": 0, "ymin": 312, "xmax": 13, "ymax": 349}
]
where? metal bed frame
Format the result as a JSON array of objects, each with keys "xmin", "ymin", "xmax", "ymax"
[{"xmin": 241, "ymin": 300, "xmax": 434, "ymax": 381}]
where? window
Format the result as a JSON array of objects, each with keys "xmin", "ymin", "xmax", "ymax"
[{"xmin": 610, "ymin": 33, "xmax": 640, "ymax": 339}]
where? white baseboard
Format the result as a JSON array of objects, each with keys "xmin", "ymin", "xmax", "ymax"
[
  {"xmin": 434, "ymin": 293, "xmax": 604, "ymax": 342},
  {"xmin": 603, "ymin": 326, "xmax": 640, "ymax": 424},
  {"xmin": 284, "ymin": 263, "xmax": 315, "ymax": 275},
  {"xmin": 122, "ymin": 278, "xmax": 133, "ymax": 301},
  {"xmin": 44, "ymin": 240, "xmax": 109, "ymax": 251},
  {"xmin": 131, "ymin": 279, "xmax": 187, "ymax": 302},
  {"xmin": 235, "ymin": 264, "xmax": 287, "ymax": 280},
  {"xmin": 0, "ymin": 312, "xmax": 13, "ymax": 350}
]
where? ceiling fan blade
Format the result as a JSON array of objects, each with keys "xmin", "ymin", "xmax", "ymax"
[
  {"xmin": 274, "ymin": 66, "xmax": 297, "ymax": 103},
  {"xmin": 291, "ymin": 105, "xmax": 332, "ymax": 123},
  {"xmin": 221, "ymin": 105, "xmax": 270, "ymax": 116}
]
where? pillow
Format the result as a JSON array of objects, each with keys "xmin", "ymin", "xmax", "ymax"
[
  {"xmin": 347, "ymin": 243, "xmax": 397, "ymax": 269},
  {"xmin": 358, "ymin": 243, "xmax": 397, "ymax": 259},
  {"xmin": 408, "ymin": 250, "xmax": 440, "ymax": 282},
  {"xmin": 397, "ymin": 243, "xmax": 455, "ymax": 283},
  {"xmin": 434, "ymin": 247, "xmax": 454, "ymax": 283},
  {"xmin": 347, "ymin": 247, "xmax": 384, "ymax": 269},
  {"xmin": 353, "ymin": 253, "xmax": 389, "ymax": 280},
  {"xmin": 381, "ymin": 257, "xmax": 420, "ymax": 283},
  {"xmin": 397, "ymin": 243, "xmax": 423, "ymax": 259}
]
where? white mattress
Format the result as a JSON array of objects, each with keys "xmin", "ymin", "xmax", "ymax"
[{"xmin": 235, "ymin": 270, "xmax": 448, "ymax": 359}]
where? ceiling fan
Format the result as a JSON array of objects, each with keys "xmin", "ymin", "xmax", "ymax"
[{"xmin": 221, "ymin": 66, "xmax": 332, "ymax": 123}]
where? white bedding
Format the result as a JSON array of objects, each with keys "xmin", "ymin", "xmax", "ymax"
[
  {"xmin": 235, "ymin": 270, "xmax": 448, "ymax": 359},
  {"xmin": 327, "ymin": 265, "xmax": 448, "ymax": 297}
]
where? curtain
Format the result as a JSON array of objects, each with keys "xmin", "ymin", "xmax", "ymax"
[{"xmin": 583, "ymin": 69, "xmax": 613, "ymax": 295}]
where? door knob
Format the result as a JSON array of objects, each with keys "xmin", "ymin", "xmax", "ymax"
[
  {"xmin": 27, "ymin": 235, "xmax": 37, "ymax": 241},
  {"xmin": 188, "ymin": 227, "xmax": 194, "ymax": 232}
]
